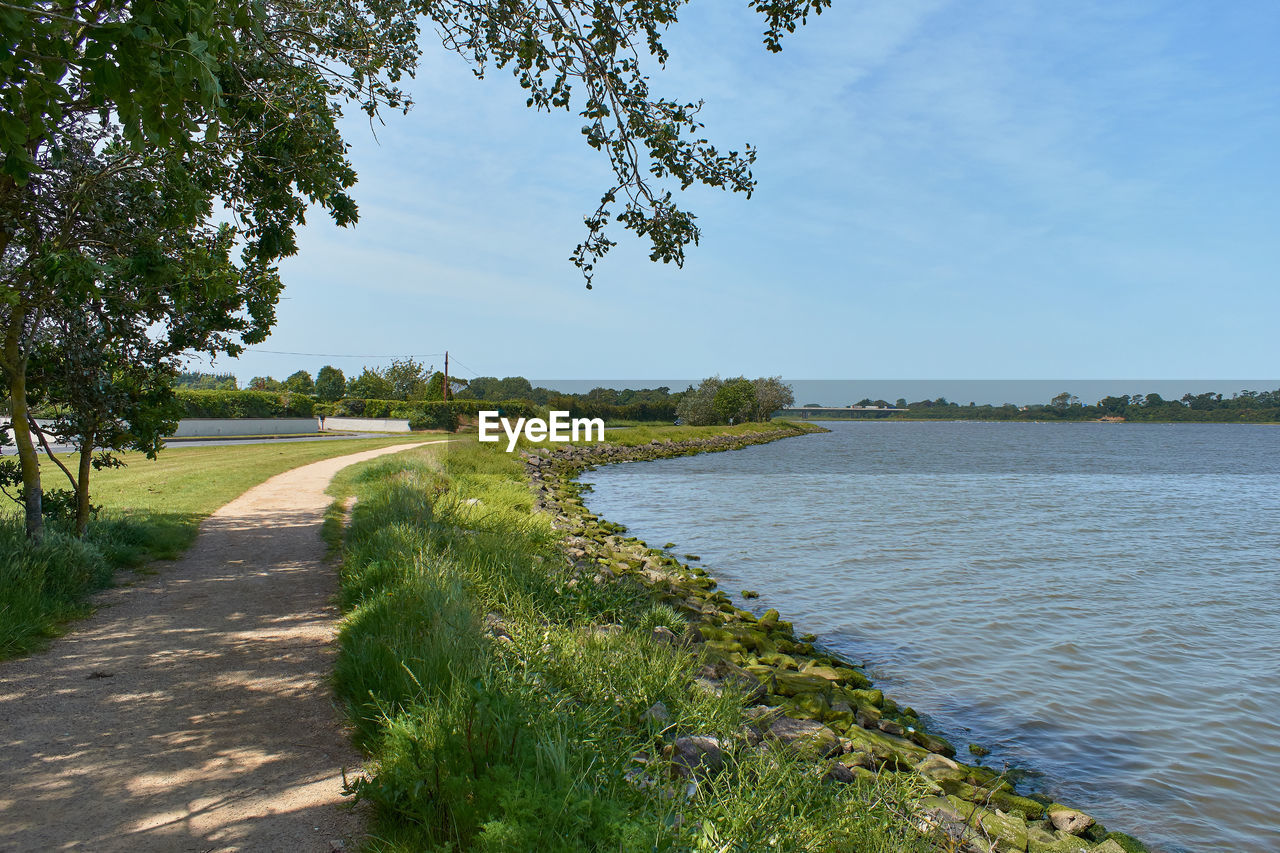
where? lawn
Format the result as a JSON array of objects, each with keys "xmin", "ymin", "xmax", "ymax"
[{"xmin": 0, "ymin": 435, "xmax": 443, "ymax": 659}]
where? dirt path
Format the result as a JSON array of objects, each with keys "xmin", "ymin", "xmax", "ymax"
[{"xmin": 0, "ymin": 441, "xmax": 441, "ymax": 852}]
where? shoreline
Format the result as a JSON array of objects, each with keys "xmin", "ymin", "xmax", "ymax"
[{"xmin": 523, "ymin": 422, "xmax": 1151, "ymax": 853}]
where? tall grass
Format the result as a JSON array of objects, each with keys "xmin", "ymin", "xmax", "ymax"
[
  {"xmin": 0, "ymin": 514, "xmax": 182, "ymax": 658},
  {"xmin": 333, "ymin": 441, "xmax": 934, "ymax": 851}
]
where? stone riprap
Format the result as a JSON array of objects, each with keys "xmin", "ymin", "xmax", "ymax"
[{"xmin": 522, "ymin": 425, "xmax": 1149, "ymax": 853}]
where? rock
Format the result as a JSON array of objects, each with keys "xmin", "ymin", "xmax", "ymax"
[
  {"xmin": 665, "ymin": 735, "xmax": 726, "ymax": 777},
  {"xmin": 968, "ymin": 743, "xmax": 990, "ymax": 758},
  {"xmin": 1047, "ymin": 806, "xmax": 1095, "ymax": 836},
  {"xmin": 800, "ymin": 662, "xmax": 843, "ymax": 681},
  {"xmin": 977, "ymin": 808, "xmax": 1029, "ymax": 851},
  {"xmin": 787, "ymin": 692, "xmax": 831, "ymax": 721},
  {"xmin": 855, "ymin": 705, "xmax": 882, "ymax": 728},
  {"xmin": 987, "ymin": 790, "xmax": 1047, "ymax": 820},
  {"xmin": 877, "ymin": 719, "xmax": 905, "ymax": 736},
  {"xmin": 484, "ymin": 612, "xmax": 512, "ymax": 642},
  {"xmin": 694, "ymin": 659, "xmax": 767, "ymax": 704},
  {"xmin": 766, "ymin": 716, "xmax": 842, "ymax": 758},
  {"xmin": 822, "ymin": 761, "xmax": 856, "ymax": 783},
  {"xmin": 910, "ymin": 730, "xmax": 956, "ymax": 757},
  {"xmin": 772, "ymin": 670, "xmax": 834, "ymax": 698},
  {"xmin": 650, "ymin": 626, "xmax": 678, "ymax": 645},
  {"xmin": 642, "ymin": 701, "xmax": 670, "ymax": 725},
  {"xmin": 1091, "ymin": 842, "xmax": 1128, "ymax": 853}
]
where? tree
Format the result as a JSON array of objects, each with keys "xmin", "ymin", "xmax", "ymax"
[
  {"xmin": 676, "ymin": 377, "xmax": 722, "ymax": 425},
  {"xmin": 2, "ymin": 0, "xmax": 829, "ymax": 540},
  {"xmin": 347, "ymin": 368, "xmax": 395, "ymax": 400},
  {"xmin": 315, "ymin": 365, "xmax": 346, "ymax": 401},
  {"xmin": 713, "ymin": 377, "xmax": 756, "ymax": 424},
  {"xmin": 176, "ymin": 372, "xmax": 238, "ymax": 390},
  {"xmin": 750, "ymin": 377, "xmax": 794, "ymax": 420},
  {"xmin": 284, "ymin": 370, "xmax": 315, "ymax": 395},
  {"xmin": 425, "ymin": 371, "xmax": 467, "ymax": 401},
  {"xmin": 249, "ymin": 376, "xmax": 283, "ymax": 391},
  {"xmin": 383, "ymin": 358, "xmax": 431, "ymax": 401}
]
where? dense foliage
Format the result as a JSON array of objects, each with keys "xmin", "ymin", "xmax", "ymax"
[
  {"xmin": 676, "ymin": 376, "xmax": 794, "ymax": 425},
  {"xmin": 175, "ymin": 389, "xmax": 315, "ymax": 419}
]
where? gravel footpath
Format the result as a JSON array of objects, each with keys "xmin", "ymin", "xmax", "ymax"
[{"xmin": 0, "ymin": 441, "xmax": 439, "ymax": 852}]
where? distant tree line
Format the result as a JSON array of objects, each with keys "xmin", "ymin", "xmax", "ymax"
[
  {"xmin": 175, "ymin": 369, "xmax": 690, "ymax": 422},
  {"xmin": 792, "ymin": 389, "xmax": 1280, "ymax": 423},
  {"xmin": 178, "ymin": 359, "xmax": 465, "ymax": 403}
]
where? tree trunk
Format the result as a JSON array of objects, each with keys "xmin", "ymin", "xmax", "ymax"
[
  {"xmin": 5, "ymin": 337, "xmax": 43, "ymax": 542},
  {"xmin": 75, "ymin": 441, "xmax": 94, "ymax": 538}
]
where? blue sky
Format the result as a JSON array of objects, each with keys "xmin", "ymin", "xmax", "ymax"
[{"xmin": 208, "ymin": 0, "xmax": 1279, "ymax": 388}]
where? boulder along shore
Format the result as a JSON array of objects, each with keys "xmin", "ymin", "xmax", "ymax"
[{"xmin": 522, "ymin": 423, "xmax": 1149, "ymax": 853}]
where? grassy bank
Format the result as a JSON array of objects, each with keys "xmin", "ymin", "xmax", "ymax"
[
  {"xmin": 0, "ymin": 435, "xmax": 431, "ymax": 659},
  {"xmin": 330, "ymin": 423, "xmax": 941, "ymax": 851}
]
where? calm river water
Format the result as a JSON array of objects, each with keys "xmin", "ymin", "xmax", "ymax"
[{"xmin": 580, "ymin": 422, "xmax": 1280, "ymax": 853}]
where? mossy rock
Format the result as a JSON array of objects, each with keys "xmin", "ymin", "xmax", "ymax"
[
  {"xmin": 1026, "ymin": 835, "xmax": 1091, "ymax": 853},
  {"xmin": 845, "ymin": 688, "xmax": 885, "ymax": 709},
  {"xmin": 988, "ymin": 789, "xmax": 1047, "ymax": 820},
  {"xmin": 757, "ymin": 609, "xmax": 780, "ymax": 629},
  {"xmin": 800, "ymin": 662, "xmax": 843, "ymax": 681},
  {"xmin": 703, "ymin": 639, "xmax": 746, "ymax": 659},
  {"xmin": 757, "ymin": 652, "xmax": 798, "ymax": 670},
  {"xmin": 826, "ymin": 708, "xmax": 855, "ymax": 729},
  {"xmin": 843, "ymin": 724, "xmax": 927, "ymax": 769},
  {"xmin": 910, "ymin": 730, "xmax": 956, "ymax": 757},
  {"xmin": 787, "ymin": 692, "xmax": 831, "ymax": 720},
  {"xmin": 978, "ymin": 808, "xmax": 1029, "ymax": 851},
  {"xmin": 1103, "ymin": 832, "xmax": 1149, "ymax": 852},
  {"xmin": 772, "ymin": 670, "xmax": 836, "ymax": 698}
]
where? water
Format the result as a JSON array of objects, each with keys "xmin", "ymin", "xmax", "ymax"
[{"xmin": 580, "ymin": 422, "xmax": 1280, "ymax": 853}]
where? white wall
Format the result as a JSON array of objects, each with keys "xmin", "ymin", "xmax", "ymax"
[
  {"xmin": 320, "ymin": 416, "xmax": 412, "ymax": 433},
  {"xmin": 170, "ymin": 418, "xmax": 320, "ymax": 437}
]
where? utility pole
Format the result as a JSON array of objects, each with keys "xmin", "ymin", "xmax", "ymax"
[{"xmin": 443, "ymin": 351, "xmax": 448, "ymax": 401}]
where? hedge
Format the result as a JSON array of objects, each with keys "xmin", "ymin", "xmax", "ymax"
[
  {"xmin": 176, "ymin": 389, "xmax": 316, "ymax": 418},
  {"xmin": 319, "ymin": 398, "xmax": 539, "ymax": 422}
]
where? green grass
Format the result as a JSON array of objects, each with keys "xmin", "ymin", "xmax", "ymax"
[
  {"xmin": 330, "ymin": 434, "xmax": 932, "ymax": 852},
  {"xmin": 0, "ymin": 435, "xmax": 438, "ymax": 659}
]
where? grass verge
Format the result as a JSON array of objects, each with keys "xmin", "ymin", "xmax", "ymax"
[
  {"xmin": 331, "ymin": 428, "xmax": 936, "ymax": 851},
  {"xmin": 0, "ymin": 435, "xmax": 434, "ymax": 660}
]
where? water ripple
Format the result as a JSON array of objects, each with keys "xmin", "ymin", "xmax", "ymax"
[{"xmin": 582, "ymin": 422, "xmax": 1280, "ymax": 853}]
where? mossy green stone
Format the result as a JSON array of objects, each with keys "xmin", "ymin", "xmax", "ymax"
[
  {"xmin": 845, "ymin": 688, "xmax": 885, "ymax": 708},
  {"xmin": 788, "ymin": 692, "xmax": 831, "ymax": 720},
  {"xmin": 1103, "ymin": 831, "xmax": 1150, "ymax": 852},
  {"xmin": 772, "ymin": 670, "xmax": 835, "ymax": 697},
  {"xmin": 988, "ymin": 790, "xmax": 1047, "ymax": 820}
]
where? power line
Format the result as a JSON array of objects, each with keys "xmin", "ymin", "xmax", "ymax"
[
  {"xmin": 242, "ymin": 348, "xmax": 448, "ymax": 359},
  {"xmin": 446, "ymin": 356, "xmax": 484, "ymax": 379}
]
